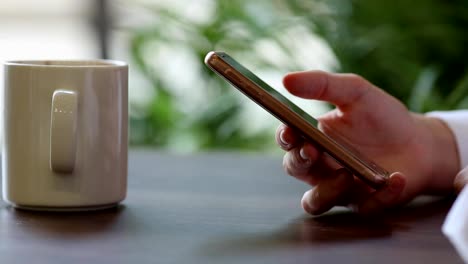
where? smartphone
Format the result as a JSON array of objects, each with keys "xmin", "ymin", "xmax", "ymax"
[{"xmin": 204, "ymin": 51, "xmax": 389, "ymax": 189}]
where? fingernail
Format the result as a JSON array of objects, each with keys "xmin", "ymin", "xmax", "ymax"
[
  {"xmin": 299, "ymin": 147, "xmax": 309, "ymax": 161},
  {"xmin": 279, "ymin": 130, "xmax": 291, "ymax": 147},
  {"xmin": 389, "ymin": 175, "xmax": 404, "ymax": 193}
]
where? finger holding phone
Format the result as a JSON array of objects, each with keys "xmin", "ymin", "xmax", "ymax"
[
  {"xmin": 205, "ymin": 51, "xmax": 459, "ymax": 215},
  {"xmin": 277, "ymin": 71, "xmax": 459, "ymax": 214}
]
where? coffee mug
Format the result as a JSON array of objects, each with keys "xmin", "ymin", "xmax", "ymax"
[{"xmin": 2, "ymin": 60, "xmax": 128, "ymax": 211}]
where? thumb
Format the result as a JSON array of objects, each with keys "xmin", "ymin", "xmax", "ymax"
[{"xmin": 283, "ymin": 71, "xmax": 373, "ymax": 108}]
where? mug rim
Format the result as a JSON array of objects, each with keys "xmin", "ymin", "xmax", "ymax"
[{"xmin": 4, "ymin": 59, "xmax": 127, "ymax": 68}]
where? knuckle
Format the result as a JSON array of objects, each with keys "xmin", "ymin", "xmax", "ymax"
[
  {"xmin": 283, "ymin": 150, "xmax": 310, "ymax": 176},
  {"xmin": 346, "ymin": 73, "xmax": 366, "ymax": 84},
  {"xmin": 344, "ymin": 73, "xmax": 371, "ymax": 90}
]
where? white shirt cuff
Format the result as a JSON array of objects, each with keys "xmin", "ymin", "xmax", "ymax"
[{"xmin": 426, "ymin": 110, "xmax": 468, "ymax": 170}]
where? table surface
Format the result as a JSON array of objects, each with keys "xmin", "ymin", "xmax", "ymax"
[{"xmin": 0, "ymin": 150, "xmax": 463, "ymax": 264}]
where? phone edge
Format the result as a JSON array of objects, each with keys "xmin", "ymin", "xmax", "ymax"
[{"xmin": 204, "ymin": 51, "xmax": 388, "ymax": 189}]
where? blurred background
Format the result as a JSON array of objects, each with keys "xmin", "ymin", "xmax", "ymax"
[{"xmin": 1, "ymin": 0, "xmax": 467, "ymax": 153}]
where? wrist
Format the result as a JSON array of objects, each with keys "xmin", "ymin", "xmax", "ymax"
[{"xmin": 420, "ymin": 115, "xmax": 460, "ymax": 194}]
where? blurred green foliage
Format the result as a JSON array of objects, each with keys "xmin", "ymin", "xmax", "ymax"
[
  {"xmin": 127, "ymin": 0, "xmax": 468, "ymax": 151},
  {"xmin": 291, "ymin": 0, "xmax": 468, "ymax": 112}
]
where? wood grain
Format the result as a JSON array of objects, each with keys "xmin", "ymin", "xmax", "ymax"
[{"xmin": 0, "ymin": 150, "xmax": 462, "ymax": 264}]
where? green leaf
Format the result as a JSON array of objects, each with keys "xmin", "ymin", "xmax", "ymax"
[{"xmin": 408, "ymin": 67, "xmax": 438, "ymax": 112}]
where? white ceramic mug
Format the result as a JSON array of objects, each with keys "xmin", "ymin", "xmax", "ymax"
[{"xmin": 2, "ymin": 60, "xmax": 128, "ymax": 211}]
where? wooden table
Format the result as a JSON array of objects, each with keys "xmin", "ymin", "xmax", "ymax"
[{"xmin": 0, "ymin": 150, "xmax": 463, "ymax": 263}]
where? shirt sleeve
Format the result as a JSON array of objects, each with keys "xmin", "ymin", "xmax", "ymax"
[{"xmin": 426, "ymin": 110, "xmax": 468, "ymax": 170}]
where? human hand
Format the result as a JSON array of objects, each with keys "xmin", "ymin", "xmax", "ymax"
[{"xmin": 276, "ymin": 71, "xmax": 459, "ymax": 215}]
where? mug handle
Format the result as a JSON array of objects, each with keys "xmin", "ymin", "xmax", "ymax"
[{"xmin": 50, "ymin": 90, "xmax": 78, "ymax": 174}]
